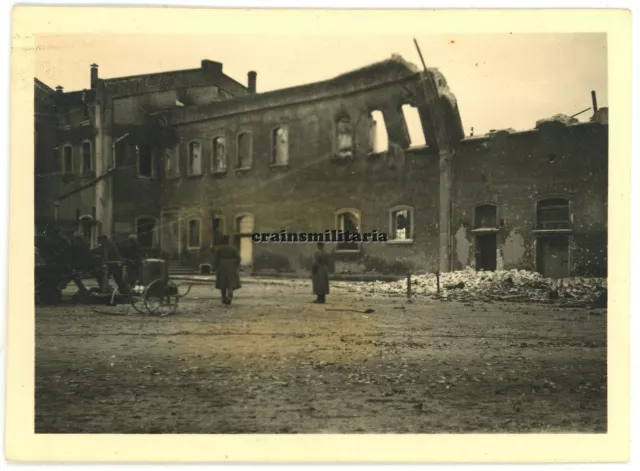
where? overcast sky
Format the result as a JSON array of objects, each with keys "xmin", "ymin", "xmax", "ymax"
[{"xmin": 35, "ymin": 33, "xmax": 607, "ymax": 135}]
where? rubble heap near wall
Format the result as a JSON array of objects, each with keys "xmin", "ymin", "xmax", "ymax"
[{"xmin": 339, "ymin": 268, "xmax": 607, "ymax": 305}]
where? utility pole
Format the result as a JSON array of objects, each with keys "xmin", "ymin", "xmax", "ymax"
[{"xmin": 414, "ymin": 38, "xmax": 455, "ymax": 273}]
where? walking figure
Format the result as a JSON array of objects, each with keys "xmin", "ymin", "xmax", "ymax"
[
  {"xmin": 311, "ymin": 242, "xmax": 330, "ymax": 304},
  {"xmin": 213, "ymin": 235, "xmax": 241, "ymax": 305}
]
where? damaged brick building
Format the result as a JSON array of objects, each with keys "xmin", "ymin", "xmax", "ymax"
[{"xmin": 34, "ymin": 55, "xmax": 608, "ymax": 278}]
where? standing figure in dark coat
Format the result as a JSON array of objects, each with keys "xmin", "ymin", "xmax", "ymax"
[
  {"xmin": 96, "ymin": 234, "xmax": 129, "ymax": 294},
  {"xmin": 311, "ymin": 242, "xmax": 330, "ymax": 304},
  {"xmin": 212, "ymin": 235, "xmax": 241, "ymax": 305}
]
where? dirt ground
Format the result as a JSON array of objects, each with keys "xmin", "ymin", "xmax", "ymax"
[{"xmin": 35, "ymin": 279, "xmax": 607, "ymax": 434}]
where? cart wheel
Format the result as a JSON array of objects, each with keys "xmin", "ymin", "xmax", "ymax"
[
  {"xmin": 130, "ymin": 287, "xmax": 147, "ymax": 314},
  {"xmin": 144, "ymin": 279, "xmax": 179, "ymax": 316}
]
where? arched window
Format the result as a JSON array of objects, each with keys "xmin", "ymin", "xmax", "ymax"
[
  {"xmin": 235, "ymin": 213, "xmax": 254, "ymax": 234},
  {"xmin": 271, "ymin": 126, "xmax": 289, "ymax": 166},
  {"xmin": 336, "ymin": 208, "xmax": 361, "ymax": 252},
  {"xmin": 212, "ymin": 136, "xmax": 227, "ymax": 173},
  {"xmin": 335, "ymin": 115, "xmax": 353, "ymax": 159},
  {"xmin": 389, "ymin": 205, "xmax": 414, "ymax": 242},
  {"xmin": 78, "ymin": 215, "xmax": 94, "ymax": 247},
  {"xmin": 536, "ymin": 198, "xmax": 571, "ymax": 230},
  {"xmin": 135, "ymin": 216, "xmax": 157, "ymax": 248},
  {"xmin": 81, "ymin": 141, "xmax": 93, "ymax": 175},
  {"xmin": 237, "ymin": 132, "xmax": 252, "ymax": 169},
  {"xmin": 187, "ymin": 141, "xmax": 202, "ymax": 175}
]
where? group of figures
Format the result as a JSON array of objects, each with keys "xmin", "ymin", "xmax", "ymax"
[
  {"xmin": 35, "ymin": 229, "xmax": 143, "ymax": 303},
  {"xmin": 35, "ymin": 228, "xmax": 332, "ymax": 306},
  {"xmin": 212, "ymin": 239, "xmax": 331, "ymax": 305}
]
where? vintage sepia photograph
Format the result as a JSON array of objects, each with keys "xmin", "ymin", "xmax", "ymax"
[{"xmin": 7, "ymin": 6, "xmax": 632, "ymax": 464}]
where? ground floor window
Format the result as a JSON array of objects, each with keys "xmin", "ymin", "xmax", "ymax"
[
  {"xmin": 336, "ymin": 208, "xmax": 361, "ymax": 252},
  {"xmin": 389, "ymin": 205, "xmax": 414, "ymax": 242}
]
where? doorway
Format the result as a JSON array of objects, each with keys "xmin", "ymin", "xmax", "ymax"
[
  {"xmin": 475, "ymin": 234, "xmax": 497, "ymax": 271},
  {"xmin": 234, "ymin": 214, "xmax": 254, "ymax": 269},
  {"xmin": 537, "ymin": 235, "xmax": 570, "ymax": 278}
]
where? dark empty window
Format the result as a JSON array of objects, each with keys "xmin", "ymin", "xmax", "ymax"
[
  {"xmin": 537, "ymin": 198, "xmax": 571, "ymax": 230},
  {"xmin": 81, "ymin": 142, "xmax": 92, "ymax": 175},
  {"xmin": 80, "ymin": 217, "xmax": 93, "ymax": 245},
  {"xmin": 474, "ymin": 204, "xmax": 498, "ymax": 229},
  {"xmin": 390, "ymin": 206, "xmax": 414, "ymax": 241},
  {"xmin": 63, "ymin": 145, "xmax": 73, "ymax": 174},
  {"xmin": 136, "ymin": 217, "xmax": 155, "ymax": 248},
  {"xmin": 271, "ymin": 127, "xmax": 289, "ymax": 165},
  {"xmin": 237, "ymin": 133, "xmax": 252, "ymax": 169},
  {"xmin": 138, "ymin": 145, "xmax": 153, "ymax": 177},
  {"xmin": 188, "ymin": 219, "xmax": 201, "ymax": 248},
  {"xmin": 336, "ymin": 210, "xmax": 361, "ymax": 251}
]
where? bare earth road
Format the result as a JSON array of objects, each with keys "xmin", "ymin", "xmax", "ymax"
[{"xmin": 35, "ymin": 280, "xmax": 607, "ymax": 433}]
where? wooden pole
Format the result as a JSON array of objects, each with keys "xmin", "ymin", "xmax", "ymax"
[
  {"xmin": 407, "ymin": 272, "xmax": 412, "ymax": 299},
  {"xmin": 436, "ymin": 270, "xmax": 441, "ymax": 295}
]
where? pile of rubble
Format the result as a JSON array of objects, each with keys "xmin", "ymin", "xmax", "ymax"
[{"xmin": 365, "ymin": 268, "xmax": 607, "ymax": 306}]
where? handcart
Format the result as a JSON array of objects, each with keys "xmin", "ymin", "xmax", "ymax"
[{"xmin": 74, "ymin": 258, "xmax": 192, "ymax": 316}]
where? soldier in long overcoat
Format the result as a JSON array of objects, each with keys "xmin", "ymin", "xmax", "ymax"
[
  {"xmin": 311, "ymin": 242, "xmax": 330, "ymax": 304},
  {"xmin": 213, "ymin": 235, "xmax": 241, "ymax": 305}
]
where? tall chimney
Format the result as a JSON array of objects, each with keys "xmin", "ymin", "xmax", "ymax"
[
  {"xmin": 248, "ymin": 71, "xmax": 257, "ymax": 94},
  {"xmin": 91, "ymin": 64, "xmax": 99, "ymax": 89},
  {"xmin": 591, "ymin": 90, "xmax": 598, "ymax": 114}
]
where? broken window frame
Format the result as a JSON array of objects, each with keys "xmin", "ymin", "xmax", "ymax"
[
  {"xmin": 187, "ymin": 140, "xmax": 203, "ymax": 176},
  {"xmin": 81, "ymin": 140, "xmax": 93, "ymax": 176},
  {"xmin": 187, "ymin": 218, "xmax": 202, "ymax": 249},
  {"xmin": 368, "ymin": 110, "xmax": 389, "ymax": 154},
  {"xmin": 165, "ymin": 144, "xmax": 180, "ymax": 180},
  {"xmin": 334, "ymin": 114, "xmax": 354, "ymax": 160},
  {"xmin": 135, "ymin": 216, "xmax": 157, "ymax": 249},
  {"xmin": 388, "ymin": 205, "xmax": 415, "ymax": 244},
  {"xmin": 401, "ymin": 104, "xmax": 427, "ymax": 149},
  {"xmin": 136, "ymin": 144, "xmax": 155, "ymax": 179},
  {"xmin": 534, "ymin": 197, "xmax": 573, "ymax": 232},
  {"xmin": 335, "ymin": 208, "xmax": 362, "ymax": 253},
  {"xmin": 471, "ymin": 202, "xmax": 500, "ymax": 233},
  {"xmin": 211, "ymin": 136, "xmax": 227, "ymax": 174},
  {"xmin": 236, "ymin": 131, "xmax": 253, "ymax": 170},
  {"xmin": 271, "ymin": 126, "xmax": 290, "ymax": 167}
]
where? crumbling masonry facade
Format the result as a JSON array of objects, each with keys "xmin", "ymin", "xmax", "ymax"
[{"xmin": 34, "ymin": 56, "xmax": 608, "ymax": 278}]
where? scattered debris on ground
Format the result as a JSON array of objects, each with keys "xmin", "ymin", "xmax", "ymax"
[{"xmin": 337, "ymin": 268, "xmax": 607, "ymax": 306}]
